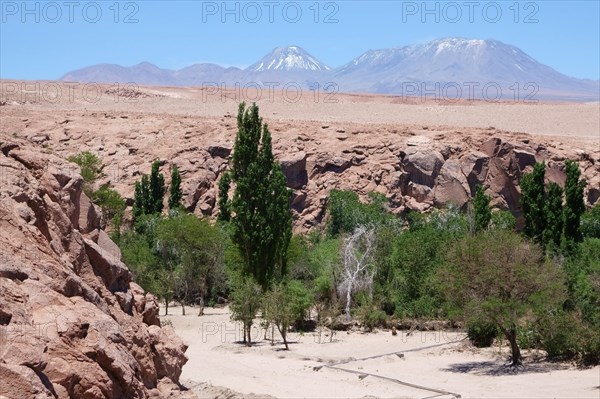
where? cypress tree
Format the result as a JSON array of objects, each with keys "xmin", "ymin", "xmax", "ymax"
[
  {"xmin": 133, "ymin": 174, "xmax": 152, "ymax": 219},
  {"xmin": 520, "ymin": 162, "xmax": 546, "ymax": 242},
  {"xmin": 168, "ymin": 165, "xmax": 183, "ymax": 210},
  {"xmin": 217, "ymin": 171, "xmax": 231, "ymax": 222},
  {"xmin": 473, "ymin": 185, "xmax": 491, "ymax": 232},
  {"xmin": 133, "ymin": 161, "xmax": 165, "ymax": 219},
  {"xmin": 229, "ymin": 102, "xmax": 292, "ymax": 290},
  {"xmin": 563, "ymin": 160, "xmax": 586, "ymax": 248},
  {"xmin": 149, "ymin": 160, "xmax": 165, "ymax": 214},
  {"xmin": 543, "ymin": 182, "xmax": 564, "ymax": 250}
]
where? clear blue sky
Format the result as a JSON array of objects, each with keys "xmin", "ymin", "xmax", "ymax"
[{"xmin": 1, "ymin": 1, "xmax": 599, "ymax": 80}]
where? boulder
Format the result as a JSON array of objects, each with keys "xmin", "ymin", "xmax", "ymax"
[
  {"xmin": 434, "ymin": 159, "xmax": 470, "ymax": 209},
  {"xmin": 402, "ymin": 151, "xmax": 444, "ymax": 188},
  {"xmin": 84, "ymin": 238, "xmax": 131, "ymax": 293},
  {"xmin": 78, "ymin": 193, "xmax": 101, "ymax": 234},
  {"xmin": 148, "ymin": 326, "xmax": 189, "ymax": 382},
  {"xmin": 311, "ymin": 153, "xmax": 352, "ymax": 176},
  {"xmin": 513, "ymin": 149, "xmax": 537, "ymax": 171}
]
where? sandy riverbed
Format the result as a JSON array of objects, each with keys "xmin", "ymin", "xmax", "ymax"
[{"xmin": 161, "ymin": 305, "xmax": 600, "ymax": 399}]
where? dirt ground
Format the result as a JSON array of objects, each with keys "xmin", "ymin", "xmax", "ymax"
[
  {"xmin": 1, "ymin": 81, "xmax": 599, "ymax": 148},
  {"xmin": 163, "ymin": 306, "xmax": 600, "ymax": 399}
]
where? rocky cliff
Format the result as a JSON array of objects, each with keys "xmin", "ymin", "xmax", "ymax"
[
  {"xmin": 0, "ymin": 135, "xmax": 193, "ymax": 398},
  {"xmin": 4, "ymin": 112, "xmax": 599, "ymax": 234}
]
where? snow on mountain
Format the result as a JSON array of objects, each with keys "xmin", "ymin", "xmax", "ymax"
[
  {"xmin": 247, "ymin": 46, "xmax": 331, "ymax": 72},
  {"xmin": 59, "ymin": 38, "xmax": 599, "ymax": 100},
  {"xmin": 334, "ymin": 38, "xmax": 600, "ymax": 99}
]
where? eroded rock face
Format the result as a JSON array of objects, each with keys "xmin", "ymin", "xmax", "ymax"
[
  {"xmin": 0, "ymin": 135, "xmax": 193, "ymax": 399},
  {"xmin": 4, "ymin": 108, "xmax": 599, "ymax": 235}
]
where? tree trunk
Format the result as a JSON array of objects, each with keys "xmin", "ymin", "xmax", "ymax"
[
  {"xmin": 245, "ymin": 322, "xmax": 252, "ymax": 346},
  {"xmin": 277, "ymin": 324, "xmax": 289, "ymax": 350},
  {"xmin": 345, "ymin": 281, "xmax": 353, "ymax": 320},
  {"xmin": 181, "ymin": 302, "xmax": 186, "ymax": 316},
  {"xmin": 164, "ymin": 300, "xmax": 169, "ymax": 316},
  {"xmin": 198, "ymin": 297, "xmax": 204, "ymax": 316},
  {"xmin": 504, "ymin": 327, "xmax": 522, "ymax": 366}
]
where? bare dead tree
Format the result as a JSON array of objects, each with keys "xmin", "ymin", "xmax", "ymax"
[{"xmin": 337, "ymin": 226, "xmax": 376, "ymax": 320}]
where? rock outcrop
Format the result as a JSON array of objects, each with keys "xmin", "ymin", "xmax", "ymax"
[
  {"xmin": 0, "ymin": 135, "xmax": 193, "ymax": 398},
  {"xmin": 1, "ymin": 93, "xmax": 598, "ymax": 235}
]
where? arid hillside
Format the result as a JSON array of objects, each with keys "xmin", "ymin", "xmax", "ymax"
[{"xmin": 1, "ymin": 81, "xmax": 599, "ymax": 232}]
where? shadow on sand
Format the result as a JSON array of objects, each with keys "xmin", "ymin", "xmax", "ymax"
[{"xmin": 442, "ymin": 360, "xmax": 570, "ymax": 376}]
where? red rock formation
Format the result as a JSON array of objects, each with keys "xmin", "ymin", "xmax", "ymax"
[{"xmin": 0, "ymin": 135, "xmax": 194, "ymax": 399}]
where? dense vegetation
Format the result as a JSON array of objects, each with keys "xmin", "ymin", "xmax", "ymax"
[{"xmin": 76, "ymin": 103, "xmax": 600, "ymax": 365}]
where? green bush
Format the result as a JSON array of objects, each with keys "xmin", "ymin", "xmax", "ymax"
[
  {"xmin": 536, "ymin": 311, "xmax": 582, "ymax": 359},
  {"xmin": 581, "ymin": 204, "xmax": 600, "ymax": 239},
  {"xmin": 68, "ymin": 151, "xmax": 102, "ymax": 185},
  {"xmin": 467, "ymin": 320, "xmax": 498, "ymax": 348},
  {"xmin": 286, "ymin": 279, "xmax": 312, "ymax": 324},
  {"xmin": 356, "ymin": 304, "xmax": 387, "ymax": 331},
  {"xmin": 490, "ymin": 210, "xmax": 517, "ymax": 231},
  {"xmin": 517, "ymin": 323, "xmax": 540, "ymax": 350},
  {"xmin": 327, "ymin": 190, "xmax": 396, "ymax": 236},
  {"xmin": 92, "ymin": 185, "xmax": 126, "ymax": 239}
]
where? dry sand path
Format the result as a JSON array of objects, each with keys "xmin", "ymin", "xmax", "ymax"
[{"xmin": 162, "ymin": 306, "xmax": 600, "ymax": 399}]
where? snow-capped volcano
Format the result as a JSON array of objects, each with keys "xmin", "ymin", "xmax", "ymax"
[
  {"xmin": 334, "ymin": 37, "xmax": 599, "ymax": 99},
  {"xmin": 247, "ymin": 46, "xmax": 330, "ymax": 72},
  {"xmin": 59, "ymin": 38, "xmax": 598, "ymax": 100}
]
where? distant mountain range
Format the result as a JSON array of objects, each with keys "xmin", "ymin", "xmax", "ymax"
[{"xmin": 60, "ymin": 38, "xmax": 600, "ymax": 101}]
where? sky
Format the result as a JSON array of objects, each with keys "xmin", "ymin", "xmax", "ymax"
[{"xmin": 1, "ymin": 0, "xmax": 599, "ymax": 80}]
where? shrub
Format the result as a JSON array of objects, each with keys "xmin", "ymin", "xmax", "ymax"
[
  {"xmin": 467, "ymin": 320, "xmax": 498, "ymax": 348},
  {"xmin": 92, "ymin": 185, "xmax": 126, "ymax": 239},
  {"xmin": 490, "ymin": 210, "xmax": 516, "ymax": 230},
  {"xmin": 357, "ymin": 304, "xmax": 387, "ymax": 332},
  {"xmin": 581, "ymin": 204, "xmax": 600, "ymax": 239},
  {"xmin": 68, "ymin": 151, "xmax": 102, "ymax": 184},
  {"xmin": 327, "ymin": 190, "xmax": 395, "ymax": 236}
]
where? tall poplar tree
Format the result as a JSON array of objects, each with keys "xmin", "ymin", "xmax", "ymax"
[
  {"xmin": 520, "ymin": 162, "xmax": 546, "ymax": 242},
  {"xmin": 222, "ymin": 103, "xmax": 292, "ymax": 290},
  {"xmin": 563, "ymin": 160, "xmax": 586, "ymax": 248},
  {"xmin": 543, "ymin": 182, "xmax": 564, "ymax": 250},
  {"xmin": 168, "ymin": 165, "xmax": 183, "ymax": 210}
]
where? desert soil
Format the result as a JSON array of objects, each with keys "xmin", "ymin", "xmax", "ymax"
[
  {"xmin": 164, "ymin": 306, "xmax": 599, "ymax": 399},
  {"xmin": 1, "ymin": 81, "xmax": 599, "ymax": 148}
]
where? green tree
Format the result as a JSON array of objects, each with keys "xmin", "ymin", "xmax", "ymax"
[
  {"xmin": 520, "ymin": 162, "xmax": 546, "ymax": 242},
  {"xmin": 150, "ymin": 160, "xmax": 165, "ymax": 214},
  {"xmin": 440, "ymin": 230, "xmax": 566, "ymax": 366},
  {"xmin": 264, "ymin": 280, "xmax": 310, "ymax": 349},
  {"xmin": 217, "ymin": 171, "xmax": 232, "ymax": 222},
  {"xmin": 168, "ymin": 164, "xmax": 183, "ymax": 211},
  {"xmin": 228, "ymin": 103, "xmax": 292, "ymax": 290},
  {"xmin": 230, "ymin": 275, "xmax": 263, "ymax": 346},
  {"xmin": 156, "ymin": 214, "xmax": 224, "ymax": 315},
  {"xmin": 563, "ymin": 160, "xmax": 586, "ymax": 249},
  {"xmin": 133, "ymin": 175, "xmax": 150, "ymax": 219},
  {"xmin": 473, "ymin": 185, "xmax": 491, "ymax": 232},
  {"xmin": 133, "ymin": 161, "xmax": 166, "ymax": 219},
  {"xmin": 543, "ymin": 182, "xmax": 564, "ymax": 250},
  {"xmin": 490, "ymin": 210, "xmax": 516, "ymax": 231}
]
